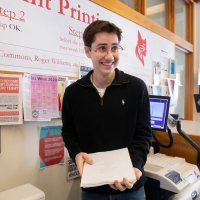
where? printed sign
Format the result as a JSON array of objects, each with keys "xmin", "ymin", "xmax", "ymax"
[
  {"xmin": 39, "ymin": 125, "xmax": 64, "ymax": 169},
  {"xmin": 0, "ymin": 74, "xmax": 23, "ymax": 125},
  {"xmin": 0, "ymin": 0, "xmax": 174, "ymax": 85}
]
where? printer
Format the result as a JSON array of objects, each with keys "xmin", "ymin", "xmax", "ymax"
[
  {"xmin": 0, "ymin": 183, "xmax": 45, "ymax": 200},
  {"xmin": 145, "ymin": 153, "xmax": 200, "ymax": 200}
]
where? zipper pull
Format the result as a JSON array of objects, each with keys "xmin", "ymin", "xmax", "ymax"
[{"xmin": 100, "ymin": 98, "xmax": 103, "ymax": 106}]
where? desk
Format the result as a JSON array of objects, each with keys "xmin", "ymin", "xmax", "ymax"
[{"xmin": 154, "ymin": 120, "xmax": 200, "ymax": 166}]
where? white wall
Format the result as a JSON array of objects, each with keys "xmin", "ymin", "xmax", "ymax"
[{"xmin": 0, "ymin": 120, "xmax": 81, "ymax": 200}]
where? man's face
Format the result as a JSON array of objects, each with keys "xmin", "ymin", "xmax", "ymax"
[{"xmin": 84, "ymin": 32, "xmax": 120, "ymax": 76}]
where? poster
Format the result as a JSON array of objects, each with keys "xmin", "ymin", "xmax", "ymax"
[
  {"xmin": 57, "ymin": 76, "xmax": 68, "ymax": 117},
  {"xmin": 67, "ymin": 155, "xmax": 80, "ymax": 180},
  {"xmin": 79, "ymin": 66, "xmax": 92, "ymax": 79},
  {"xmin": 39, "ymin": 125, "xmax": 64, "ymax": 169},
  {"xmin": 0, "ymin": 0, "xmax": 174, "ymax": 85},
  {"xmin": 23, "ymin": 74, "xmax": 59, "ymax": 121},
  {"xmin": 23, "ymin": 73, "xmax": 41, "ymax": 121},
  {"xmin": 0, "ymin": 74, "xmax": 22, "ymax": 125},
  {"xmin": 31, "ymin": 74, "xmax": 59, "ymax": 119},
  {"xmin": 65, "ymin": 79, "xmax": 77, "ymax": 88}
]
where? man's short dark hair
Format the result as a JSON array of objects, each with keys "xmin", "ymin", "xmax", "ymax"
[{"xmin": 83, "ymin": 20, "xmax": 122, "ymax": 47}]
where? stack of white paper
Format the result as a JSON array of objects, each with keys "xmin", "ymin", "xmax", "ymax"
[{"xmin": 80, "ymin": 148, "xmax": 136, "ymax": 188}]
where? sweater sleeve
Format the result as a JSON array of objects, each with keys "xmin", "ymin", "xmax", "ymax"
[
  {"xmin": 61, "ymin": 86, "xmax": 81, "ymax": 161},
  {"xmin": 128, "ymin": 80, "xmax": 152, "ymax": 170}
]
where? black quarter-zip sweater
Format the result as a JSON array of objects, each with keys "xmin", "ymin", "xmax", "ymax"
[{"xmin": 62, "ymin": 68, "xmax": 152, "ymax": 194}]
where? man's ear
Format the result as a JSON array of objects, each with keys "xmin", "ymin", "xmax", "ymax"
[{"xmin": 84, "ymin": 46, "xmax": 91, "ymax": 58}]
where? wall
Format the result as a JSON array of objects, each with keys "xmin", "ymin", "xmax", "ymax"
[
  {"xmin": 0, "ymin": 1, "xmax": 176, "ymax": 199},
  {"xmin": 0, "ymin": 120, "xmax": 81, "ymax": 200}
]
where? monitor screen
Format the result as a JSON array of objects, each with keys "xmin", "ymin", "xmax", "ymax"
[{"xmin": 149, "ymin": 95, "xmax": 170, "ymax": 131}]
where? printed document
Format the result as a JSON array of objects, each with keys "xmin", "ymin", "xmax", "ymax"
[{"xmin": 80, "ymin": 148, "xmax": 136, "ymax": 188}]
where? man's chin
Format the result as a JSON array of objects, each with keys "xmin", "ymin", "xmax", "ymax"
[
  {"xmin": 102, "ymin": 64, "xmax": 116, "ymax": 70},
  {"xmin": 101, "ymin": 68, "xmax": 115, "ymax": 75}
]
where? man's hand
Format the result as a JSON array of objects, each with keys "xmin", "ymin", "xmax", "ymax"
[
  {"xmin": 75, "ymin": 152, "xmax": 94, "ymax": 176},
  {"xmin": 109, "ymin": 167, "xmax": 142, "ymax": 191},
  {"xmin": 134, "ymin": 167, "xmax": 142, "ymax": 180}
]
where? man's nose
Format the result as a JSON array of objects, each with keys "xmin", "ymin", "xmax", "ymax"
[{"xmin": 104, "ymin": 49, "xmax": 115, "ymax": 57}]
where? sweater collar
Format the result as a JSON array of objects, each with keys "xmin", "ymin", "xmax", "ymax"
[{"xmin": 77, "ymin": 68, "xmax": 129, "ymax": 87}]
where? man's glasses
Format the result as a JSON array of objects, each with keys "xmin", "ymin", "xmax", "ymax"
[{"xmin": 90, "ymin": 45, "xmax": 123, "ymax": 56}]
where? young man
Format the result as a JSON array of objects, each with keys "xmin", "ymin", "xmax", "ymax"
[{"xmin": 62, "ymin": 20, "xmax": 152, "ymax": 200}]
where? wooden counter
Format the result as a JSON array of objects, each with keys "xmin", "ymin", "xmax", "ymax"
[{"xmin": 154, "ymin": 120, "xmax": 200, "ymax": 166}]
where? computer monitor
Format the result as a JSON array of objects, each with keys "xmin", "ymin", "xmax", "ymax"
[{"xmin": 149, "ymin": 95, "xmax": 170, "ymax": 132}]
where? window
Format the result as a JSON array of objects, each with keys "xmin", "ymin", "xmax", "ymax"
[
  {"xmin": 175, "ymin": 0, "xmax": 186, "ymax": 39},
  {"xmin": 119, "ymin": 0, "xmax": 137, "ymax": 9},
  {"xmin": 174, "ymin": 47, "xmax": 186, "ymax": 118},
  {"xmin": 147, "ymin": 0, "xmax": 166, "ymax": 27}
]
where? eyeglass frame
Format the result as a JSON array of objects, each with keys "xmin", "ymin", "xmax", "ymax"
[{"xmin": 88, "ymin": 44, "xmax": 123, "ymax": 56}]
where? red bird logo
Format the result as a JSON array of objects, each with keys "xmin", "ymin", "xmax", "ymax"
[{"xmin": 135, "ymin": 31, "xmax": 147, "ymax": 66}]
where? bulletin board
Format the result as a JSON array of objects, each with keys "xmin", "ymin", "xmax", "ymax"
[{"xmin": 0, "ymin": 0, "xmax": 175, "ymax": 85}]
